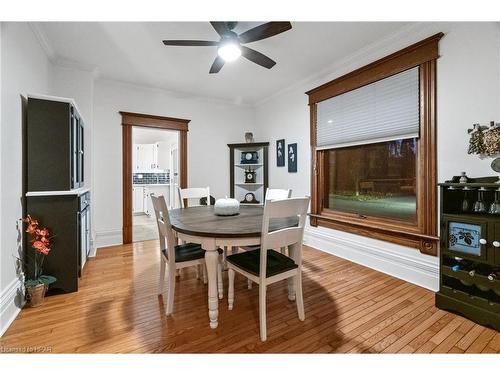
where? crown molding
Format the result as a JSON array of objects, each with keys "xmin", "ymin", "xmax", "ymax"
[
  {"xmin": 28, "ymin": 22, "xmax": 251, "ymax": 107},
  {"xmin": 95, "ymin": 77, "xmax": 254, "ymax": 108},
  {"xmin": 52, "ymin": 57, "xmax": 101, "ymax": 78},
  {"xmin": 28, "ymin": 22, "xmax": 56, "ymax": 61}
]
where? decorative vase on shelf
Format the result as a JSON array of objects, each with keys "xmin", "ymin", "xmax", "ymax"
[
  {"xmin": 245, "ymin": 132, "xmax": 254, "ymax": 143},
  {"xmin": 459, "ymin": 172, "xmax": 468, "ymax": 184}
]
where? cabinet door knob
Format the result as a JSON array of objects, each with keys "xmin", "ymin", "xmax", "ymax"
[
  {"xmin": 493, "ymin": 241, "xmax": 500, "ymax": 248},
  {"xmin": 479, "ymin": 238, "xmax": 487, "ymax": 245}
]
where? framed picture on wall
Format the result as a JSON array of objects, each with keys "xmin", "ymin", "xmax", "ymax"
[
  {"xmin": 276, "ymin": 139, "xmax": 285, "ymax": 167},
  {"xmin": 288, "ymin": 143, "xmax": 297, "ymax": 173}
]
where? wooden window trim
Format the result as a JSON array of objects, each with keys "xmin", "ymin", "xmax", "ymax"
[
  {"xmin": 121, "ymin": 111, "xmax": 189, "ymax": 244},
  {"xmin": 306, "ymin": 33, "xmax": 443, "ymax": 256}
]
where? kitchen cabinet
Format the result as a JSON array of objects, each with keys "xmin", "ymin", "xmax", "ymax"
[
  {"xmin": 133, "ymin": 144, "xmax": 157, "ymax": 172},
  {"xmin": 133, "ymin": 186, "xmax": 145, "ymax": 213},
  {"xmin": 133, "ymin": 142, "xmax": 172, "ymax": 172},
  {"xmin": 145, "ymin": 185, "xmax": 170, "ymax": 214},
  {"xmin": 156, "ymin": 142, "xmax": 171, "ymax": 171}
]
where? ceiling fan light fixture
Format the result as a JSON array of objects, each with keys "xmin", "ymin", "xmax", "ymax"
[{"xmin": 217, "ymin": 41, "xmax": 241, "ymax": 62}]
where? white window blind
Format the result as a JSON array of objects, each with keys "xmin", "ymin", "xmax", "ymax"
[{"xmin": 316, "ymin": 67, "xmax": 420, "ymax": 150}]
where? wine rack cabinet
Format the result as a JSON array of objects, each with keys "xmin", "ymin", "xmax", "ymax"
[{"xmin": 436, "ymin": 177, "xmax": 500, "ymax": 331}]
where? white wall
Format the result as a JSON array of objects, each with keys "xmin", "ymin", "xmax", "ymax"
[
  {"xmin": 0, "ymin": 22, "xmax": 52, "ymax": 336},
  {"xmin": 437, "ymin": 23, "xmax": 500, "ymax": 180},
  {"xmin": 255, "ymin": 22, "xmax": 500, "ymax": 291},
  {"xmin": 92, "ymin": 80, "xmax": 255, "ymax": 247},
  {"xmin": 50, "ymin": 65, "xmax": 95, "ymax": 191}
]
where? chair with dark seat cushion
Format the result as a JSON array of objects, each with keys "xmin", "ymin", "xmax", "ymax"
[
  {"xmin": 226, "ymin": 249, "xmax": 297, "ymax": 277},
  {"xmin": 177, "ymin": 186, "xmax": 213, "ymax": 282},
  {"xmin": 240, "ymin": 187, "xmax": 292, "ymax": 254},
  {"xmin": 162, "ymin": 244, "xmax": 223, "ymax": 263},
  {"xmin": 177, "ymin": 186, "xmax": 211, "ymax": 208},
  {"xmin": 227, "ymin": 196, "xmax": 310, "ymax": 341},
  {"xmin": 239, "ymin": 188, "xmax": 293, "ymax": 290},
  {"xmin": 151, "ymin": 195, "xmax": 223, "ymax": 315}
]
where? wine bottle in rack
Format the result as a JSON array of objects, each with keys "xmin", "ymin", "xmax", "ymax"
[
  {"xmin": 451, "ymin": 257, "xmax": 472, "ymax": 272},
  {"xmin": 487, "ymin": 271, "xmax": 499, "ymax": 282},
  {"xmin": 466, "ymin": 261, "xmax": 484, "ymax": 277}
]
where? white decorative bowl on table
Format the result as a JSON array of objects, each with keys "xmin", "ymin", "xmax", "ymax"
[{"xmin": 214, "ymin": 197, "xmax": 240, "ymax": 216}]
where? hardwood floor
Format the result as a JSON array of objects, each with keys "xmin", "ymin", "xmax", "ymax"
[{"xmin": 1, "ymin": 241, "xmax": 498, "ymax": 353}]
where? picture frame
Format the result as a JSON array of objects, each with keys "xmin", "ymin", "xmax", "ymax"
[
  {"xmin": 276, "ymin": 139, "xmax": 285, "ymax": 167},
  {"xmin": 288, "ymin": 143, "xmax": 297, "ymax": 173}
]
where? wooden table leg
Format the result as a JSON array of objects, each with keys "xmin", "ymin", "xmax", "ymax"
[{"xmin": 203, "ymin": 239, "xmax": 219, "ymax": 329}]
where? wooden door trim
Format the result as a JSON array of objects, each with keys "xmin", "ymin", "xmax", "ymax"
[{"xmin": 121, "ymin": 111, "xmax": 189, "ymax": 244}]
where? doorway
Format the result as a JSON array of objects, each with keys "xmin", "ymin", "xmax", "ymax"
[{"xmin": 121, "ymin": 112, "xmax": 189, "ymax": 244}]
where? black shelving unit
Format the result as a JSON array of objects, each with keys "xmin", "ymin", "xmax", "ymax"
[
  {"xmin": 436, "ymin": 177, "xmax": 500, "ymax": 331},
  {"xmin": 24, "ymin": 95, "xmax": 90, "ymax": 294}
]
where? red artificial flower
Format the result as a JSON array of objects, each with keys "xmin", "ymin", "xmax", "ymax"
[
  {"xmin": 38, "ymin": 247, "xmax": 50, "ymax": 255},
  {"xmin": 32, "ymin": 240, "xmax": 45, "ymax": 250},
  {"xmin": 23, "ymin": 215, "xmax": 38, "ymax": 226},
  {"xmin": 26, "ymin": 224, "xmax": 38, "ymax": 234},
  {"xmin": 36, "ymin": 228, "xmax": 49, "ymax": 237}
]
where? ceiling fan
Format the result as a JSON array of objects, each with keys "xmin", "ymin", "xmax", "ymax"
[{"xmin": 162, "ymin": 22, "xmax": 292, "ymax": 74}]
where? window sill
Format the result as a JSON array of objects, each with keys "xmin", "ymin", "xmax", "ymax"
[{"xmin": 309, "ymin": 212, "xmax": 439, "ymax": 256}]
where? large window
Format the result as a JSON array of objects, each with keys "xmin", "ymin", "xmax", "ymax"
[
  {"xmin": 324, "ymin": 138, "xmax": 417, "ymax": 222},
  {"xmin": 306, "ymin": 33, "xmax": 443, "ymax": 255}
]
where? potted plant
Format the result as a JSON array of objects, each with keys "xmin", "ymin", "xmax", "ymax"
[{"xmin": 21, "ymin": 215, "xmax": 56, "ymax": 307}]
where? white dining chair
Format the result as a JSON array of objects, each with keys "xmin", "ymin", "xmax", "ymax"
[
  {"xmin": 178, "ymin": 186, "xmax": 211, "ymax": 208},
  {"xmin": 151, "ymin": 195, "xmax": 223, "ymax": 315},
  {"xmin": 176, "ymin": 186, "xmax": 213, "ymax": 280},
  {"xmin": 226, "ymin": 196, "xmax": 310, "ymax": 341},
  {"xmin": 265, "ymin": 188, "xmax": 292, "ymax": 200},
  {"xmin": 240, "ymin": 188, "xmax": 292, "ymax": 253},
  {"xmin": 239, "ymin": 187, "xmax": 293, "ymax": 290}
]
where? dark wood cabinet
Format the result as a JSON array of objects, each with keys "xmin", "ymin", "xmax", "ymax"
[
  {"xmin": 494, "ymin": 222, "xmax": 500, "ymax": 266},
  {"xmin": 24, "ymin": 95, "xmax": 91, "ymax": 294},
  {"xmin": 436, "ymin": 180, "xmax": 500, "ymax": 331},
  {"xmin": 27, "ymin": 96, "xmax": 84, "ymax": 191}
]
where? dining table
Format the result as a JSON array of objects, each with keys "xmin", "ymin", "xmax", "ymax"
[{"xmin": 169, "ymin": 204, "xmax": 300, "ymax": 329}]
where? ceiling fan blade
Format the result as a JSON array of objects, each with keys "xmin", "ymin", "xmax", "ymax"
[
  {"xmin": 209, "ymin": 56, "xmax": 225, "ymax": 74},
  {"xmin": 241, "ymin": 46, "xmax": 276, "ymax": 69},
  {"xmin": 163, "ymin": 40, "xmax": 219, "ymax": 46},
  {"xmin": 210, "ymin": 22, "xmax": 230, "ymax": 37},
  {"xmin": 238, "ymin": 22, "xmax": 292, "ymax": 44}
]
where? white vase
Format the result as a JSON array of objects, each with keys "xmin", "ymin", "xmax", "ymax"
[{"xmin": 214, "ymin": 197, "xmax": 240, "ymax": 216}]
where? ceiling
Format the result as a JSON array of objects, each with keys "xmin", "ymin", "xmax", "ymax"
[{"xmin": 37, "ymin": 22, "xmax": 411, "ymax": 105}]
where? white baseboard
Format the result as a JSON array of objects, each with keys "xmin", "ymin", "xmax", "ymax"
[
  {"xmin": 303, "ymin": 226, "xmax": 439, "ymax": 291},
  {"xmin": 0, "ymin": 276, "xmax": 25, "ymax": 337},
  {"xmin": 94, "ymin": 229, "xmax": 123, "ymax": 249}
]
